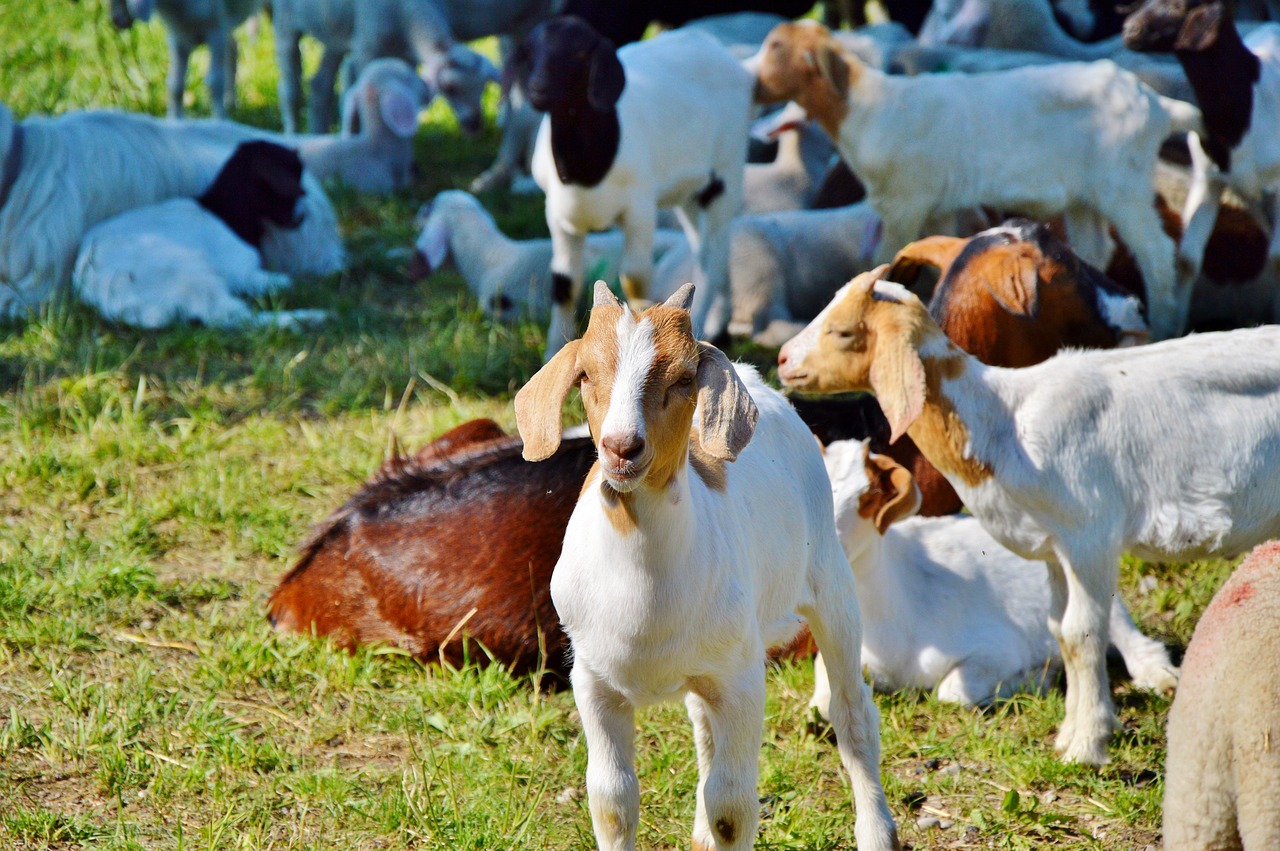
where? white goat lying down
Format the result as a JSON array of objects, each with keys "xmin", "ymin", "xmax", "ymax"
[
  {"xmin": 821, "ymin": 439, "xmax": 1177, "ymax": 708},
  {"xmin": 780, "ymin": 268, "xmax": 1280, "ymax": 765},
  {"xmin": 0, "ymin": 104, "xmax": 344, "ymax": 319},
  {"xmin": 74, "ymin": 141, "xmax": 327, "ymax": 329},
  {"xmin": 515, "ymin": 283, "xmax": 899, "ymax": 851}
]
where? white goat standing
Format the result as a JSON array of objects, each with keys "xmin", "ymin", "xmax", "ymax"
[
  {"xmin": 515, "ymin": 282, "xmax": 899, "ymax": 851},
  {"xmin": 110, "ymin": 0, "xmax": 262, "ymax": 119},
  {"xmin": 821, "ymin": 439, "xmax": 1177, "ymax": 708},
  {"xmin": 779, "ymin": 268, "xmax": 1280, "ymax": 765}
]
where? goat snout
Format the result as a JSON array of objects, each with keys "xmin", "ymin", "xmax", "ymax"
[
  {"xmin": 600, "ymin": 433, "xmax": 648, "ymax": 483},
  {"xmin": 777, "ymin": 348, "xmax": 809, "ymax": 386}
]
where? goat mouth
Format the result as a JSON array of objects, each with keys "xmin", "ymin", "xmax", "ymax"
[
  {"xmin": 602, "ymin": 459, "xmax": 649, "ymax": 490},
  {"xmin": 778, "ymin": 368, "xmax": 813, "ymax": 388}
]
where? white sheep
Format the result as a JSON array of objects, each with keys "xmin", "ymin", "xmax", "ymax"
[
  {"xmin": 514, "ymin": 282, "xmax": 899, "ymax": 851},
  {"xmin": 290, "ymin": 58, "xmax": 433, "ymax": 194},
  {"xmin": 820, "ymin": 438, "xmax": 1177, "ymax": 708},
  {"xmin": 1163, "ymin": 539, "xmax": 1280, "ymax": 850},
  {"xmin": 749, "ymin": 20, "xmax": 1203, "ymax": 339},
  {"xmin": 0, "ymin": 105, "xmax": 344, "ymax": 319},
  {"xmin": 519, "ymin": 19, "xmax": 754, "ymax": 357},
  {"xmin": 779, "ymin": 268, "xmax": 1280, "ymax": 765},
  {"xmin": 272, "ymin": 0, "xmax": 497, "ymax": 133},
  {"xmin": 109, "ymin": 0, "xmax": 262, "ymax": 119},
  {"xmin": 412, "ymin": 189, "xmax": 685, "ymax": 320}
]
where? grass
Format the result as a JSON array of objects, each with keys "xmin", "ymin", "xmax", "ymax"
[{"xmin": 0, "ymin": 3, "xmax": 1238, "ymax": 848}]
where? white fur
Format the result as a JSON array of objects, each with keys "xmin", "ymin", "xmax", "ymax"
[
  {"xmin": 0, "ymin": 106, "xmax": 344, "ymax": 319},
  {"xmin": 819, "ymin": 439, "xmax": 1177, "ymax": 708},
  {"xmin": 784, "ymin": 279, "xmax": 1280, "ymax": 765},
  {"xmin": 414, "ymin": 190, "xmax": 685, "ymax": 320},
  {"xmin": 744, "ymin": 106, "xmax": 837, "ymax": 215},
  {"xmin": 534, "ymin": 28, "xmax": 754, "ymax": 357},
  {"xmin": 72, "ymin": 198, "xmax": 325, "ymax": 329}
]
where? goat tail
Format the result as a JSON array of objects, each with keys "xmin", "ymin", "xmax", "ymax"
[{"xmin": 1161, "ymin": 96, "xmax": 1204, "ymax": 138}]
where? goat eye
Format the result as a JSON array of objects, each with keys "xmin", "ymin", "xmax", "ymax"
[{"xmin": 676, "ymin": 374, "xmax": 693, "ymax": 388}]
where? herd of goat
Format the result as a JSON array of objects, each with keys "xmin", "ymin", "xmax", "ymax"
[{"xmin": 9, "ymin": 0, "xmax": 1280, "ymax": 847}]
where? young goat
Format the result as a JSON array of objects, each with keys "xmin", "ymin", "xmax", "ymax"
[
  {"xmin": 748, "ymin": 20, "xmax": 1202, "ymax": 339},
  {"xmin": 778, "ymin": 268, "xmax": 1280, "ymax": 765},
  {"xmin": 515, "ymin": 17, "xmax": 754, "ymax": 357},
  {"xmin": 515, "ymin": 282, "xmax": 899, "ymax": 851},
  {"xmin": 822, "ymin": 439, "xmax": 1177, "ymax": 708},
  {"xmin": 1163, "ymin": 540, "xmax": 1280, "ymax": 850}
]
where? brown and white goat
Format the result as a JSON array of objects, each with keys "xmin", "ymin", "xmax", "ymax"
[
  {"xmin": 266, "ymin": 418, "xmax": 595, "ymax": 677},
  {"xmin": 516, "ymin": 282, "xmax": 899, "ymax": 851}
]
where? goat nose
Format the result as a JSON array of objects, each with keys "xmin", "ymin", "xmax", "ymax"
[
  {"xmin": 778, "ymin": 349, "xmax": 790, "ymax": 370},
  {"xmin": 602, "ymin": 434, "xmax": 645, "ymax": 462}
]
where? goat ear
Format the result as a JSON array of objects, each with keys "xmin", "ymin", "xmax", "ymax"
[
  {"xmin": 379, "ymin": 81, "xmax": 423, "ymax": 138},
  {"xmin": 859, "ymin": 452, "xmax": 922, "ymax": 534},
  {"xmin": 587, "ymin": 39, "xmax": 625, "ymax": 111},
  {"xmin": 980, "ymin": 243, "xmax": 1040, "ymax": 318},
  {"xmin": 664, "ymin": 282, "xmax": 695, "ymax": 312},
  {"xmin": 889, "ymin": 236, "xmax": 967, "ymax": 290},
  {"xmin": 252, "ymin": 144, "xmax": 305, "ymax": 200},
  {"xmin": 812, "ymin": 43, "xmax": 850, "ymax": 100},
  {"xmin": 867, "ymin": 310, "xmax": 926, "ymax": 444},
  {"xmin": 419, "ymin": 214, "xmax": 449, "ymax": 272},
  {"xmin": 695, "ymin": 342, "xmax": 759, "ymax": 462},
  {"xmin": 1177, "ymin": 2, "xmax": 1225, "ymax": 51},
  {"xmin": 515, "ymin": 340, "xmax": 582, "ymax": 461}
]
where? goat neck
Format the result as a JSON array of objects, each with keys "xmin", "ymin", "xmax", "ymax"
[
  {"xmin": 1177, "ymin": 22, "xmax": 1257, "ymax": 171},
  {"xmin": 547, "ymin": 102, "xmax": 620, "ymax": 187},
  {"xmin": 444, "ymin": 197, "xmax": 520, "ymax": 285}
]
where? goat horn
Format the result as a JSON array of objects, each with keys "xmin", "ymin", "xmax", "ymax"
[
  {"xmin": 593, "ymin": 280, "xmax": 623, "ymax": 307},
  {"xmin": 664, "ymin": 282, "xmax": 695, "ymax": 311}
]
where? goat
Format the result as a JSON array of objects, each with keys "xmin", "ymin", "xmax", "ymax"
[
  {"xmin": 744, "ymin": 102, "xmax": 837, "ymax": 215},
  {"xmin": 0, "ymin": 105, "xmax": 344, "ymax": 319},
  {"xmin": 1163, "ymin": 540, "xmax": 1280, "ymax": 850},
  {"xmin": 516, "ymin": 17, "xmax": 754, "ymax": 357},
  {"xmin": 72, "ymin": 141, "xmax": 327, "ymax": 329},
  {"xmin": 268, "ymin": 418, "xmax": 596, "ymax": 677},
  {"xmin": 109, "ymin": 0, "xmax": 261, "ymax": 119},
  {"xmin": 515, "ymin": 281, "xmax": 900, "ymax": 851},
  {"xmin": 1124, "ymin": 0, "xmax": 1280, "ymax": 324},
  {"xmin": 409, "ymin": 190, "xmax": 685, "ymax": 321},
  {"xmin": 271, "ymin": 0, "xmax": 497, "ymax": 133},
  {"xmin": 748, "ymin": 20, "xmax": 1202, "ymax": 338},
  {"xmin": 777, "ymin": 268, "xmax": 1280, "ymax": 764},
  {"xmin": 822, "ymin": 439, "xmax": 1176, "ymax": 706}
]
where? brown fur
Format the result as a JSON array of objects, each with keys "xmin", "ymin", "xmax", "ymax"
[
  {"xmin": 753, "ymin": 21, "xmax": 855, "ymax": 140},
  {"xmin": 858, "ymin": 448, "xmax": 923, "ymax": 534}
]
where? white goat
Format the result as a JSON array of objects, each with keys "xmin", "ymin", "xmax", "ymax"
[
  {"xmin": 653, "ymin": 202, "xmax": 882, "ymax": 346},
  {"xmin": 748, "ymin": 20, "xmax": 1202, "ymax": 339},
  {"xmin": 821, "ymin": 439, "xmax": 1177, "ymax": 708},
  {"xmin": 272, "ymin": 0, "xmax": 498, "ymax": 133},
  {"xmin": 0, "ymin": 105, "xmax": 344, "ymax": 319},
  {"xmin": 779, "ymin": 269, "xmax": 1280, "ymax": 765},
  {"xmin": 745, "ymin": 103, "xmax": 837, "ymax": 215},
  {"xmin": 411, "ymin": 190, "xmax": 684, "ymax": 321},
  {"xmin": 290, "ymin": 58, "xmax": 433, "ymax": 194},
  {"xmin": 109, "ymin": 0, "xmax": 262, "ymax": 119},
  {"xmin": 520, "ymin": 20, "xmax": 754, "ymax": 357},
  {"xmin": 514, "ymin": 282, "xmax": 899, "ymax": 851}
]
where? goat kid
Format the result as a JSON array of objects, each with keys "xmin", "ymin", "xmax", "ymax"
[
  {"xmin": 778, "ymin": 268, "xmax": 1280, "ymax": 764},
  {"xmin": 515, "ymin": 282, "xmax": 899, "ymax": 851}
]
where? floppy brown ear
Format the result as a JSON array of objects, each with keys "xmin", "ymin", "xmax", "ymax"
[
  {"xmin": 515, "ymin": 340, "xmax": 582, "ymax": 461},
  {"xmin": 889, "ymin": 236, "xmax": 967, "ymax": 289},
  {"xmin": 811, "ymin": 42, "xmax": 850, "ymax": 100},
  {"xmin": 1177, "ymin": 1, "xmax": 1225, "ymax": 51},
  {"xmin": 867, "ymin": 308, "xmax": 926, "ymax": 444},
  {"xmin": 696, "ymin": 342, "xmax": 759, "ymax": 461},
  {"xmin": 858, "ymin": 451, "xmax": 922, "ymax": 534},
  {"xmin": 977, "ymin": 243, "xmax": 1040, "ymax": 317}
]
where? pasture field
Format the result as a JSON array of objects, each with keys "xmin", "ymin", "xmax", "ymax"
[{"xmin": 0, "ymin": 4, "xmax": 1238, "ymax": 848}]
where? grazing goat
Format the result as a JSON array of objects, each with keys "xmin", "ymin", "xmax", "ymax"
[
  {"xmin": 515, "ymin": 282, "xmax": 899, "ymax": 851},
  {"xmin": 268, "ymin": 418, "xmax": 596, "ymax": 676},
  {"xmin": 109, "ymin": 0, "xmax": 261, "ymax": 119},
  {"xmin": 821, "ymin": 439, "xmax": 1177, "ymax": 707},
  {"xmin": 1124, "ymin": 1, "xmax": 1280, "ymax": 322},
  {"xmin": 0, "ymin": 105, "xmax": 344, "ymax": 319},
  {"xmin": 410, "ymin": 190, "xmax": 684, "ymax": 321},
  {"xmin": 73, "ymin": 141, "xmax": 326, "ymax": 329},
  {"xmin": 748, "ymin": 20, "xmax": 1202, "ymax": 338},
  {"xmin": 1163, "ymin": 540, "xmax": 1280, "ymax": 850},
  {"xmin": 272, "ymin": 0, "xmax": 498, "ymax": 133},
  {"xmin": 777, "ymin": 268, "xmax": 1280, "ymax": 764},
  {"xmin": 516, "ymin": 17, "xmax": 754, "ymax": 356}
]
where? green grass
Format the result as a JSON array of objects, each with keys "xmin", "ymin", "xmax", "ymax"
[{"xmin": 0, "ymin": 3, "xmax": 1238, "ymax": 849}]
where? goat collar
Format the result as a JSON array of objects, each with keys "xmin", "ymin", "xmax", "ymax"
[
  {"xmin": 548, "ymin": 105, "xmax": 620, "ymax": 188},
  {"xmin": 0, "ymin": 123, "xmax": 24, "ymax": 215}
]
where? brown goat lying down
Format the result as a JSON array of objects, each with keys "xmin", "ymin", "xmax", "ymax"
[
  {"xmin": 793, "ymin": 218, "xmax": 1148, "ymax": 516},
  {"xmin": 267, "ymin": 418, "xmax": 595, "ymax": 677}
]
